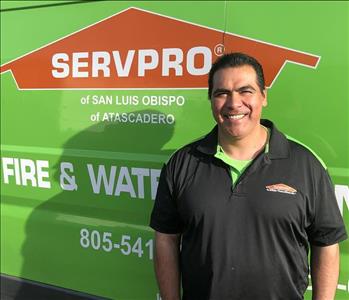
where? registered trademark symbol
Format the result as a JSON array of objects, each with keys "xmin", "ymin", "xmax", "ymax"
[{"xmin": 214, "ymin": 44, "xmax": 225, "ymax": 56}]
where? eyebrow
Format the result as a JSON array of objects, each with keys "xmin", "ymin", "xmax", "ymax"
[
  {"xmin": 213, "ymin": 85, "xmax": 257, "ymax": 95},
  {"xmin": 236, "ymin": 85, "xmax": 256, "ymax": 92},
  {"xmin": 212, "ymin": 88, "xmax": 231, "ymax": 95}
]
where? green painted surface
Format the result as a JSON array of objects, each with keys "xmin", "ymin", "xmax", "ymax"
[{"xmin": 1, "ymin": 1, "xmax": 348, "ymax": 299}]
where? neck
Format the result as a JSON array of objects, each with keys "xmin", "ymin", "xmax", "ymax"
[{"xmin": 218, "ymin": 125, "xmax": 268, "ymax": 160}]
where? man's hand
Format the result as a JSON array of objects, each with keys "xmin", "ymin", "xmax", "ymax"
[
  {"xmin": 154, "ymin": 231, "xmax": 181, "ymax": 300},
  {"xmin": 311, "ymin": 243, "xmax": 340, "ymax": 300}
]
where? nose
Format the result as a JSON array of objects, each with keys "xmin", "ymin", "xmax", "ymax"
[{"xmin": 225, "ymin": 91, "xmax": 242, "ymax": 109}]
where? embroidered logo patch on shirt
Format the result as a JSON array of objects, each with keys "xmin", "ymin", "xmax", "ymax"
[{"xmin": 266, "ymin": 183, "xmax": 297, "ymax": 195}]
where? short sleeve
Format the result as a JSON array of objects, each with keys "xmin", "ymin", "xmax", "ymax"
[
  {"xmin": 149, "ymin": 163, "xmax": 183, "ymax": 234},
  {"xmin": 307, "ymin": 168, "xmax": 347, "ymax": 246}
]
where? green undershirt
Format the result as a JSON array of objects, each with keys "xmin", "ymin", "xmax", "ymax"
[
  {"xmin": 215, "ymin": 147, "xmax": 252, "ymax": 187},
  {"xmin": 215, "ymin": 126, "xmax": 270, "ymax": 187},
  {"xmin": 214, "ymin": 127, "xmax": 327, "ymax": 187}
]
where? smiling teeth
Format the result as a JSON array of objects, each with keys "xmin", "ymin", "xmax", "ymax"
[{"xmin": 228, "ymin": 114, "xmax": 245, "ymax": 120}]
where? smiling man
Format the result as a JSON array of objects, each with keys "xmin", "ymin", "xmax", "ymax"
[{"xmin": 150, "ymin": 53, "xmax": 347, "ymax": 300}]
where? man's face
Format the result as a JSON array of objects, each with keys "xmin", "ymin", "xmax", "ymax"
[{"xmin": 210, "ymin": 65, "xmax": 267, "ymax": 141}]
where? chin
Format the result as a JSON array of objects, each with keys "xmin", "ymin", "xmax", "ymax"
[
  {"xmin": 220, "ymin": 122, "xmax": 251, "ymax": 139},
  {"xmin": 220, "ymin": 126, "xmax": 240, "ymax": 139}
]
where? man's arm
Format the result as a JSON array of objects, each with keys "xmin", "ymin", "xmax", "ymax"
[
  {"xmin": 154, "ymin": 231, "xmax": 181, "ymax": 300},
  {"xmin": 310, "ymin": 243, "xmax": 340, "ymax": 300}
]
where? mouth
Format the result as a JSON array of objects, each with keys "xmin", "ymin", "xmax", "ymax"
[{"xmin": 224, "ymin": 113, "xmax": 247, "ymax": 120}]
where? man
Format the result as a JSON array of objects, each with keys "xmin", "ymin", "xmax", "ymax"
[{"xmin": 150, "ymin": 53, "xmax": 347, "ymax": 300}]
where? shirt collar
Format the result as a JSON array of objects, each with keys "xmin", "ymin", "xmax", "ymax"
[
  {"xmin": 196, "ymin": 119, "xmax": 289, "ymax": 159},
  {"xmin": 196, "ymin": 126, "xmax": 218, "ymax": 155}
]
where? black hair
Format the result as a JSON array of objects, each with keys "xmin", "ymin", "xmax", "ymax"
[{"xmin": 208, "ymin": 52, "xmax": 265, "ymax": 99}]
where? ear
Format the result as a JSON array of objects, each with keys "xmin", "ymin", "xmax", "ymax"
[{"xmin": 262, "ymin": 89, "xmax": 268, "ymax": 107}]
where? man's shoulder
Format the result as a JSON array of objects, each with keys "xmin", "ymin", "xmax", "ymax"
[
  {"xmin": 167, "ymin": 135, "xmax": 206, "ymax": 164},
  {"xmin": 285, "ymin": 134, "xmax": 327, "ymax": 171}
]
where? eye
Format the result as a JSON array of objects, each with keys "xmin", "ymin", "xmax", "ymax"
[
  {"xmin": 213, "ymin": 91, "xmax": 228, "ymax": 98},
  {"xmin": 240, "ymin": 90, "xmax": 253, "ymax": 94}
]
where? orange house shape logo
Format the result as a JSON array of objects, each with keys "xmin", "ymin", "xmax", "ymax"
[{"xmin": 0, "ymin": 7, "xmax": 320, "ymax": 90}]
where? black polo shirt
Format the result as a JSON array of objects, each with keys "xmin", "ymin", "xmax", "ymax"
[{"xmin": 150, "ymin": 119, "xmax": 347, "ymax": 300}]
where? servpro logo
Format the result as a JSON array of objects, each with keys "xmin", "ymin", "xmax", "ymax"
[
  {"xmin": 266, "ymin": 183, "xmax": 297, "ymax": 195},
  {"xmin": 0, "ymin": 7, "xmax": 320, "ymax": 90},
  {"xmin": 51, "ymin": 47, "xmax": 212, "ymax": 79}
]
